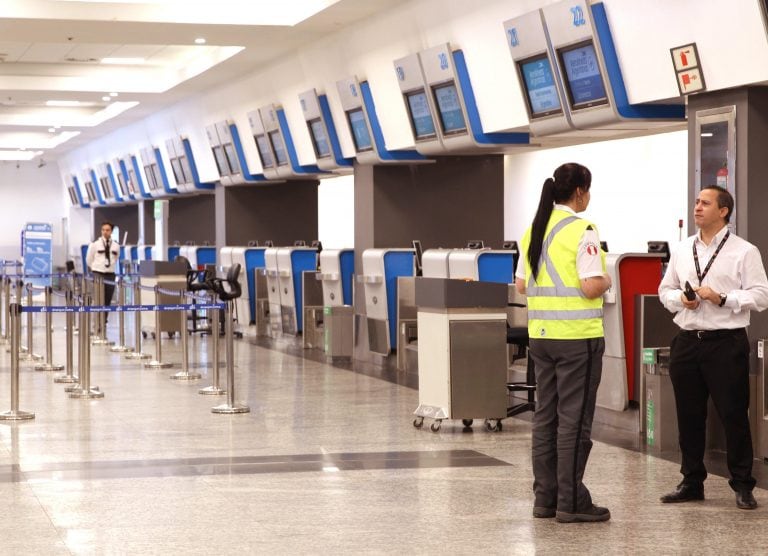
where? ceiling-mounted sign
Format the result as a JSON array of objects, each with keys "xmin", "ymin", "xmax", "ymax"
[{"xmin": 670, "ymin": 43, "xmax": 706, "ymax": 95}]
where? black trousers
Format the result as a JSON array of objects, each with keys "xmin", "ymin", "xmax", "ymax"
[{"xmin": 669, "ymin": 329, "xmax": 755, "ymax": 492}]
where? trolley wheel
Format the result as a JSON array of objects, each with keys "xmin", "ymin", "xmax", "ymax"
[
  {"xmin": 430, "ymin": 420, "xmax": 441, "ymax": 433},
  {"xmin": 462, "ymin": 419, "xmax": 473, "ymax": 428},
  {"xmin": 413, "ymin": 416, "xmax": 424, "ymax": 429},
  {"xmin": 485, "ymin": 419, "xmax": 503, "ymax": 432}
]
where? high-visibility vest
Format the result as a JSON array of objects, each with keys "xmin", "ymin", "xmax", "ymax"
[{"xmin": 520, "ymin": 209, "xmax": 605, "ymax": 339}]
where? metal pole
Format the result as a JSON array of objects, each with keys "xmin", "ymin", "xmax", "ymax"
[
  {"xmin": 199, "ymin": 299, "xmax": 225, "ymax": 395},
  {"xmin": 0, "ymin": 276, "xmax": 8, "ymax": 344},
  {"xmin": 0, "ymin": 303, "xmax": 35, "ymax": 420},
  {"xmin": 145, "ymin": 285, "xmax": 172, "ymax": 369},
  {"xmin": 110, "ymin": 277, "xmax": 131, "ymax": 353},
  {"xmin": 91, "ymin": 274, "xmax": 112, "ymax": 346},
  {"xmin": 212, "ymin": 299, "xmax": 249, "ymax": 414},
  {"xmin": 22, "ymin": 283, "xmax": 42, "ymax": 361},
  {"xmin": 69, "ymin": 301, "xmax": 103, "ymax": 399},
  {"xmin": 171, "ymin": 289, "xmax": 201, "ymax": 380},
  {"xmin": 125, "ymin": 279, "xmax": 150, "ymax": 360},
  {"xmin": 35, "ymin": 286, "xmax": 63, "ymax": 371},
  {"xmin": 54, "ymin": 290, "xmax": 77, "ymax": 384}
]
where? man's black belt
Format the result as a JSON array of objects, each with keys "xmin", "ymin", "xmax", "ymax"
[{"xmin": 679, "ymin": 328, "xmax": 746, "ymax": 340}]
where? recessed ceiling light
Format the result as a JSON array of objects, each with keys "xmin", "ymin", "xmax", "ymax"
[
  {"xmin": 109, "ymin": 92, "xmax": 118, "ymax": 97},
  {"xmin": 46, "ymin": 100, "xmax": 84, "ymax": 107},
  {"xmin": 100, "ymin": 57, "xmax": 145, "ymax": 65},
  {"xmin": 195, "ymin": 37, "xmax": 206, "ymax": 45},
  {"xmin": 102, "ymin": 96, "xmax": 111, "ymax": 102}
]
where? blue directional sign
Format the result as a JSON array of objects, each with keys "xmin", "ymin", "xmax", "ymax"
[{"xmin": 23, "ymin": 222, "xmax": 53, "ymax": 287}]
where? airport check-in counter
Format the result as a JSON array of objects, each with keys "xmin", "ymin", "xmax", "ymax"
[
  {"xmin": 138, "ymin": 260, "xmax": 187, "ymax": 338},
  {"xmin": 317, "ymin": 249, "xmax": 354, "ymax": 357},
  {"xmin": 264, "ymin": 248, "xmax": 283, "ymax": 335},
  {"xmin": 448, "ymin": 250, "xmax": 516, "ymax": 282},
  {"xmin": 276, "ymin": 247, "xmax": 317, "ymax": 335},
  {"xmin": 413, "ymin": 278, "xmax": 508, "ymax": 429},
  {"xmin": 218, "ymin": 246, "xmax": 259, "ymax": 332},
  {"xmin": 360, "ymin": 249, "xmax": 415, "ymax": 355}
]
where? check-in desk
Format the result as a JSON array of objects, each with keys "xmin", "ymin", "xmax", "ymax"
[
  {"xmin": 302, "ymin": 271, "xmax": 324, "ymax": 349},
  {"xmin": 264, "ymin": 248, "xmax": 282, "ymax": 336},
  {"xmin": 276, "ymin": 247, "xmax": 317, "ymax": 335},
  {"xmin": 360, "ymin": 249, "xmax": 415, "ymax": 355},
  {"xmin": 413, "ymin": 278, "xmax": 508, "ymax": 431},
  {"xmin": 318, "ymin": 249, "xmax": 354, "ymax": 357},
  {"xmin": 448, "ymin": 250, "xmax": 516, "ymax": 283},
  {"xmin": 138, "ymin": 260, "xmax": 186, "ymax": 338}
]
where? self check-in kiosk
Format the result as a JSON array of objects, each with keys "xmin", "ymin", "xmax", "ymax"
[
  {"xmin": 336, "ymin": 76, "xmax": 428, "ymax": 165},
  {"xmin": 165, "ymin": 136, "xmax": 215, "ymax": 193},
  {"xmin": 360, "ymin": 249, "xmax": 415, "ymax": 355},
  {"xmin": 394, "ymin": 44, "xmax": 529, "ymax": 154},
  {"xmin": 422, "ymin": 249, "xmax": 453, "ymax": 278},
  {"xmin": 264, "ymin": 248, "xmax": 283, "ymax": 335},
  {"xmin": 504, "ymin": 1, "xmax": 684, "ymax": 139},
  {"xmin": 318, "ymin": 249, "xmax": 355, "ymax": 357},
  {"xmin": 139, "ymin": 147, "xmax": 176, "ymax": 197},
  {"xmin": 206, "ymin": 121, "xmax": 270, "ymax": 186},
  {"xmin": 276, "ymin": 247, "xmax": 317, "ymax": 335},
  {"xmin": 298, "ymin": 89, "xmax": 354, "ymax": 172}
]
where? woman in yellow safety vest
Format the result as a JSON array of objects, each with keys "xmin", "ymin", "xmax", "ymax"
[{"xmin": 515, "ymin": 162, "xmax": 612, "ymax": 524}]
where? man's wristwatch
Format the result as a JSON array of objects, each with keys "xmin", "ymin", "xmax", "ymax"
[{"xmin": 719, "ymin": 292, "xmax": 727, "ymax": 307}]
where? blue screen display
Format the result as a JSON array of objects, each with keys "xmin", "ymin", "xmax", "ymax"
[
  {"xmin": 255, "ymin": 134, "xmax": 274, "ymax": 169},
  {"xmin": 519, "ymin": 55, "xmax": 562, "ymax": 117},
  {"xmin": 309, "ymin": 119, "xmax": 331, "ymax": 158},
  {"xmin": 560, "ymin": 42, "xmax": 608, "ymax": 109},
  {"xmin": 432, "ymin": 83, "xmax": 466, "ymax": 135},
  {"xmin": 223, "ymin": 144, "xmax": 240, "ymax": 174},
  {"xmin": 269, "ymin": 131, "xmax": 288, "ymax": 166},
  {"xmin": 347, "ymin": 109, "xmax": 372, "ymax": 152},
  {"xmin": 406, "ymin": 90, "xmax": 436, "ymax": 139}
]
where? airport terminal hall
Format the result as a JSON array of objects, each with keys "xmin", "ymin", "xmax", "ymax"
[{"xmin": 4, "ymin": 0, "xmax": 768, "ymax": 553}]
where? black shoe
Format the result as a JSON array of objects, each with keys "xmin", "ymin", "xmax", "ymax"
[
  {"xmin": 660, "ymin": 484, "xmax": 704, "ymax": 503},
  {"xmin": 532, "ymin": 506, "xmax": 556, "ymax": 518},
  {"xmin": 555, "ymin": 505, "xmax": 610, "ymax": 523},
  {"xmin": 736, "ymin": 490, "xmax": 758, "ymax": 510}
]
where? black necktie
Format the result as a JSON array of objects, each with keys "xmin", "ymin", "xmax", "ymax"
[{"xmin": 105, "ymin": 239, "xmax": 111, "ymax": 267}]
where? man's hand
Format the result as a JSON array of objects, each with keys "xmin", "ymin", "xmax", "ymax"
[
  {"xmin": 694, "ymin": 285, "xmax": 720, "ymax": 305},
  {"xmin": 680, "ymin": 291, "xmax": 700, "ymax": 310}
]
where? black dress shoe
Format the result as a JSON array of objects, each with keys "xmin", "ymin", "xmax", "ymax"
[
  {"xmin": 660, "ymin": 484, "xmax": 704, "ymax": 503},
  {"xmin": 555, "ymin": 505, "xmax": 610, "ymax": 523},
  {"xmin": 736, "ymin": 490, "xmax": 758, "ymax": 510},
  {"xmin": 532, "ymin": 506, "xmax": 556, "ymax": 518}
]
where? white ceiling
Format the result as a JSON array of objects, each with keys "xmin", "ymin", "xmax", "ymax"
[{"xmin": 0, "ymin": 0, "xmax": 408, "ymax": 160}]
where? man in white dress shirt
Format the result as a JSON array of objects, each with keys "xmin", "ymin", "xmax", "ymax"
[
  {"xmin": 85, "ymin": 221, "xmax": 120, "ymax": 324},
  {"xmin": 658, "ymin": 185, "xmax": 768, "ymax": 510}
]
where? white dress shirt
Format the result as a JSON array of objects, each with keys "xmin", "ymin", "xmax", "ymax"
[
  {"xmin": 86, "ymin": 237, "xmax": 120, "ymax": 273},
  {"xmin": 515, "ymin": 204, "xmax": 605, "ymax": 281},
  {"xmin": 659, "ymin": 226, "xmax": 768, "ymax": 330}
]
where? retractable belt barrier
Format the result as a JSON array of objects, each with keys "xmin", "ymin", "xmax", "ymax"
[{"xmin": 20, "ymin": 303, "xmax": 226, "ymax": 313}]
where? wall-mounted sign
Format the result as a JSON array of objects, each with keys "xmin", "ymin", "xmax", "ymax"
[
  {"xmin": 23, "ymin": 222, "xmax": 53, "ymax": 287},
  {"xmin": 670, "ymin": 43, "xmax": 706, "ymax": 95}
]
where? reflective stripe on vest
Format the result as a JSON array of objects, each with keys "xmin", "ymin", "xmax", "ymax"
[
  {"xmin": 528, "ymin": 308, "xmax": 604, "ymax": 320},
  {"xmin": 526, "ymin": 216, "xmax": 585, "ymax": 298}
]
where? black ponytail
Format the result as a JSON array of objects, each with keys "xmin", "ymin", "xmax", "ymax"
[{"xmin": 527, "ymin": 163, "xmax": 592, "ymax": 281}]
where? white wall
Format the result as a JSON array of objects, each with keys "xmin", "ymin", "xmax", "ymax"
[
  {"xmin": 505, "ymin": 130, "xmax": 688, "ymax": 253},
  {"xmin": 317, "ymin": 174, "xmax": 354, "ymax": 249},
  {"xmin": 0, "ymin": 161, "xmax": 71, "ymax": 265}
]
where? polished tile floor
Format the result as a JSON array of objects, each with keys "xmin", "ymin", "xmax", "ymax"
[{"xmin": 0, "ymin": 316, "xmax": 765, "ymax": 554}]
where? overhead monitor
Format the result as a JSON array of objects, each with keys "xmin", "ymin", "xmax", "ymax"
[
  {"xmin": 170, "ymin": 158, "xmax": 187, "ymax": 184},
  {"xmin": 431, "ymin": 82, "xmax": 467, "ymax": 135},
  {"xmin": 557, "ymin": 40, "xmax": 608, "ymax": 111},
  {"xmin": 99, "ymin": 176, "xmax": 113, "ymax": 199},
  {"xmin": 346, "ymin": 108, "xmax": 373, "ymax": 152},
  {"xmin": 116, "ymin": 172, "xmax": 129, "ymax": 196},
  {"xmin": 128, "ymin": 168, "xmax": 139, "ymax": 192},
  {"xmin": 144, "ymin": 164, "xmax": 158, "ymax": 190},
  {"xmin": 517, "ymin": 53, "xmax": 563, "ymax": 119},
  {"xmin": 67, "ymin": 186, "xmax": 78, "ymax": 205},
  {"xmin": 308, "ymin": 118, "xmax": 331, "ymax": 159},
  {"xmin": 84, "ymin": 180, "xmax": 97, "ymax": 201},
  {"xmin": 151, "ymin": 164, "xmax": 164, "ymax": 191},
  {"xmin": 179, "ymin": 155, "xmax": 194, "ymax": 184},
  {"xmin": 254, "ymin": 134, "xmax": 275, "ymax": 169},
  {"xmin": 404, "ymin": 89, "xmax": 437, "ymax": 140},
  {"xmin": 212, "ymin": 145, "xmax": 230, "ymax": 176},
  {"xmin": 268, "ymin": 131, "xmax": 288, "ymax": 166},
  {"xmin": 222, "ymin": 143, "xmax": 240, "ymax": 175}
]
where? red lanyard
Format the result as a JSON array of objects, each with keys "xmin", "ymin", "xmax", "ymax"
[{"xmin": 692, "ymin": 231, "xmax": 729, "ymax": 285}]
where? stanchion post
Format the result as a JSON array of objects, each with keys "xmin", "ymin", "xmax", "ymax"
[
  {"xmin": 91, "ymin": 274, "xmax": 112, "ymax": 346},
  {"xmin": 0, "ymin": 303, "xmax": 35, "ymax": 420},
  {"xmin": 199, "ymin": 297, "xmax": 224, "ymax": 395},
  {"xmin": 54, "ymin": 290, "xmax": 77, "ymax": 384},
  {"xmin": 69, "ymin": 299, "xmax": 103, "ymax": 399},
  {"xmin": 110, "ymin": 277, "xmax": 131, "ymax": 353},
  {"xmin": 125, "ymin": 279, "xmax": 150, "ymax": 360},
  {"xmin": 212, "ymin": 300, "xmax": 249, "ymax": 414},
  {"xmin": 144, "ymin": 285, "xmax": 173, "ymax": 369},
  {"xmin": 0, "ymin": 276, "xmax": 8, "ymax": 344},
  {"xmin": 35, "ymin": 286, "xmax": 63, "ymax": 371},
  {"xmin": 21, "ymin": 282, "xmax": 42, "ymax": 361},
  {"xmin": 171, "ymin": 289, "xmax": 201, "ymax": 380}
]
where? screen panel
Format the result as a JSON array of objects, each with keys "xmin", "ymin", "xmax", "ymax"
[
  {"xmin": 255, "ymin": 134, "xmax": 275, "ymax": 169},
  {"xmin": 431, "ymin": 82, "xmax": 467, "ymax": 135},
  {"xmin": 405, "ymin": 89, "xmax": 437, "ymax": 140},
  {"xmin": 558, "ymin": 40, "xmax": 608, "ymax": 110},
  {"xmin": 223, "ymin": 143, "xmax": 241, "ymax": 174},
  {"xmin": 212, "ymin": 146, "xmax": 230, "ymax": 176},
  {"xmin": 308, "ymin": 118, "xmax": 331, "ymax": 158},
  {"xmin": 346, "ymin": 108, "xmax": 372, "ymax": 152},
  {"xmin": 170, "ymin": 158, "xmax": 187, "ymax": 184},
  {"xmin": 268, "ymin": 131, "xmax": 288, "ymax": 166},
  {"xmin": 179, "ymin": 155, "xmax": 194, "ymax": 183},
  {"xmin": 517, "ymin": 53, "xmax": 563, "ymax": 119}
]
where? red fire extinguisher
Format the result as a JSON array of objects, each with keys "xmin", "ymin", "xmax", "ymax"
[{"xmin": 716, "ymin": 163, "xmax": 728, "ymax": 188}]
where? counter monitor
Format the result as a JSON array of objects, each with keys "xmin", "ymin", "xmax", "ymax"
[
  {"xmin": 517, "ymin": 53, "xmax": 563, "ymax": 119},
  {"xmin": 223, "ymin": 143, "xmax": 240, "ymax": 175},
  {"xmin": 308, "ymin": 118, "xmax": 331, "ymax": 158},
  {"xmin": 431, "ymin": 82, "xmax": 467, "ymax": 135},
  {"xmin": 254, "ymin": 134, "xmax": 275, "ymax": 169},
  {"xmin": 405, "ymin": 89, "xmax": 437, "ymax": 140},
  {"xmin": 558, "ymin": 40, "xmax": 608, "ymax": 110},
  {"xmin": 346, "ymin": 108, "xmax": 373, "ymax": 152},
  {"xmin": 268, "ymin": 130, "xmax": 288, "ymax": 166}
]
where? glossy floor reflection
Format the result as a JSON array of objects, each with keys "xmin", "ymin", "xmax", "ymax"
[{"xmin": 0, "ymin": 318, "xmax": 765, "ymax": 554}]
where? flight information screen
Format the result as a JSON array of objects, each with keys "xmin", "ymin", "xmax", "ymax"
[
  {"xmin": 432, "ymin": 82, "xmax": 466, "ymax": 135},
  {"xmin": 309, "ymin": 119, "xmax": 331, "ymax": 158},
  {"xmin": 347, "ymin": 109, "xmax": 372, "ymax": 152},
  {"xmin": 405, "ymin": 90, "xmax": 436, "ymax": 139},
  {"xmin": 254, "ymin": 134, "xmax": 274, "ymax": 169},
  {"xmin": 518, "ymin": 54, "xmax": 562, "ymax": 118},
  {"xmin": 559, "ymin": 41, "xmax": 608, "ymax": 109}
]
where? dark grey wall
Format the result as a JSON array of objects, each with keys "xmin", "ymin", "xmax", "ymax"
[
  {"xmin": 168, "ymin": 194, "xmax": 216, "ymax": 245},
  {"xmin": 224, "ymin": 181, "xmax": 319, "ymax": 245},
  {"xmin": 93, "ymin": 203, "xmax": 154, "ymax": 244}
]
